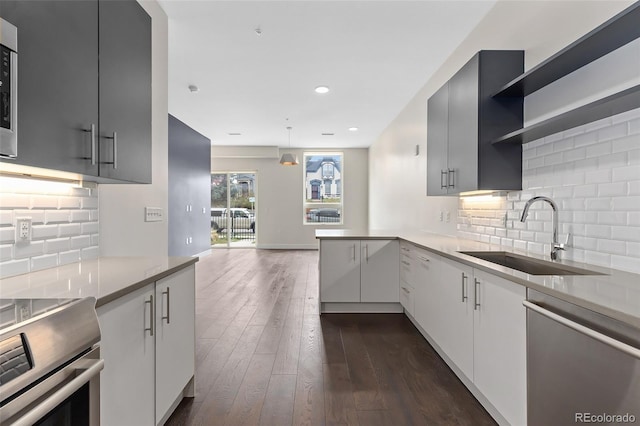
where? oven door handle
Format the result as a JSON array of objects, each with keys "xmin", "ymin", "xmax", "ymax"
[
  {"xmin": 10, "ymin": 358, "xmax": 104, "ymax": 426},
  {"xmin": 523, "ymin": 301, "xmax": 640, "ymax": 360}
]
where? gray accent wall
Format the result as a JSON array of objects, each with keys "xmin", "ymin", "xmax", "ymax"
[{"xmin": 168, "ymin": 115, "xmax": 211, "ymax": 256}]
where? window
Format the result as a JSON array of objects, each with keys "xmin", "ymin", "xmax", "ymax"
[{"xmin": 304, "ymin": 152, "xmax": 343, "ymax": 224}]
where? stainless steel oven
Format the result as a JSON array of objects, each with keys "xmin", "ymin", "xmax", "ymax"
[
  {"xmin": 0, "ymin": 298, "xmax": 103, "ymax": 425},
  {"xmin": 0, "ymin": 17, "xmax": 18, "ymax": 158}
]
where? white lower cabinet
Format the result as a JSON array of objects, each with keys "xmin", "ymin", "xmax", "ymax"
[
  {"xmin": 319, "ymin": 239, "xmax": 399, "ymax": 307},
  {"xmin": 98, "ymin": 284, "xmax": 156, "ymax": 426},
  {"xmin": 98, "ymin": 264, "xmax": 196, "ymax": 426},
  {"xmin": 407, "ymin": 246, "xmax": 526, "ymax": 426},
  {"xmin": 472, "ymin": 269, "xmax": 527, "ymax": 426}
]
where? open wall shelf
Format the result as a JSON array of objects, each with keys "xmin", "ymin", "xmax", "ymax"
[
  {"xmin": 493, "ymin": 2, "xmax": 640, "ymax": 98},
  {"xmin": 492, "ymin": 84, "xmax": 640, "ymax": 145}
]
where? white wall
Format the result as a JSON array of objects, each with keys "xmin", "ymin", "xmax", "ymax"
[
  {"xmin": 212, "ymin": 148, "xmax": 368, "ymax": 249},
  {"xmin": 370, "ymin": 1, "xmax": 635, "ymax": 236},
  {"xmin": 99, "ymin": 0, "xmax": 169, "ymax": 256}
]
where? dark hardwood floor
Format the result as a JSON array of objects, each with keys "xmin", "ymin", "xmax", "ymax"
[{"xmin": 166, "ymin": 249, "xmax": 496, "ymax": 426}]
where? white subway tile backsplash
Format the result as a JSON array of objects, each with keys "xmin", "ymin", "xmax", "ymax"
[
  {"xmin": 70, "ymin": 210, "xmax": 91, "ymax": 223},
  {"xmin": 14, "ymin": 209, "xmax": 45, "ymax": 224},
  {"xmin": 0, "ymin": 259, "xmax": 30, "ymax": 279},
  {"xmin": 45, "ymin": 238, "xmax": 70, "ymax": 254},
  {"xmin": 30, "ymin": 195, "xmax": 59, "ymax": 209},
  {"xmin": 457, "ymin": 109, "xmax": 640, "ymax": 274},
  {"xmin": 70, "ymin": 235, "xmax": 91, "ymax": 250},
  {"xmin": 0, "ymin": 178, "xmax": 100, "ymax": 278},
  {"xmin": 13, "ymin": 241, "xmax": 44, "ymax": 259},
  {"xmin": 58, "ymin": 223, "xmax": 81, "ymax": 237},
  {"xmin": 31, "ymin": 225, "xmax": 59, "ymax": 240},
  {"xmin": 31, "ymin": 254, "xmax": 59, "ymax": 272},
  {"xmin": 0, "ymin": 210, "xmax": 14, "ymax": 226},
  {"xmin": 0, "ymin": 228, "xmax": 15, "ymax": 244},
  {"xmin": 0, "ymin": 244, "xmax": 12, "ymax": 261},
  {"xmin": 45, "ymin": 210, "xmax": 70, "ymax": 224},
  {"xmin": 59, "ymin": 250, "xmax": 81, "ymax": 266},
  {"xmin": 0, "ymin": 194, "xmax": 30, "ymax": 209}
]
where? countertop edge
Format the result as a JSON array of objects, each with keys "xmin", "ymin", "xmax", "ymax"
[{"xmin": 95, "ymin": 257, "xmax": 199, "ymax": 308}]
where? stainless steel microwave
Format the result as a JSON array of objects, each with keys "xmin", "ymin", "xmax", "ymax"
[{"xmin": 0, "ymin": 17, "xmax": 17, "ymax": 158}]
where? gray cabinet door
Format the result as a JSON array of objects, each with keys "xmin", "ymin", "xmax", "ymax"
[
  {"xmin": 98, "ymin": 0, "xmax": 151, "ymax": 183},
  {"xmin": 1, "ymin": 1, "xmax": 99, "ymax": 176},
  {"xmin": 447, "ymin": 54, "xmax": 479, "ymax": 194},
  {"xmin": 426, "ymin": 83, "xmax": 448, "ymax": 196}
]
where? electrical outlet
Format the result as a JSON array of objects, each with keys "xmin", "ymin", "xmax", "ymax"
[
  {"xmin": 15, "ymin": 218, "xmax": 32, "ymax": 242},
  {"xmin": 145, "ymin": 207, "xmax": 164, "ymax": 222}
]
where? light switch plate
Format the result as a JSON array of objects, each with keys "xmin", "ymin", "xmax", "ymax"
[{"xmin": 145, "ymin": 207, "xmax": 164, "ymax": 222}]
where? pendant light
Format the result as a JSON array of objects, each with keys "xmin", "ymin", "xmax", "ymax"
[{"xmin": 279, "ymin": 126, "xmax": 299, "ymax": 165}]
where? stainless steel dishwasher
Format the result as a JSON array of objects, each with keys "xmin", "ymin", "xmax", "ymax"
[{"xmin": 525, "ymin": 289, "xmax": 640, "ymax": 426}]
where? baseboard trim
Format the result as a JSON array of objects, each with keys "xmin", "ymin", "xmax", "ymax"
[{"xmin": 320, "ymin": 302, "xmax": 403, "ymax": 314}]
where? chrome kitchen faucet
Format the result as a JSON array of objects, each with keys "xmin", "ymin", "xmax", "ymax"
[{"xmin": 520, "ymin": 196, "xmax": 566, "ymax": 261}]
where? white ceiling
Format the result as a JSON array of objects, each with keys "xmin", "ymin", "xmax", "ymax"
[{"xmin": 159, "ymin": 0, "xmax": 496, "ymax": 148}]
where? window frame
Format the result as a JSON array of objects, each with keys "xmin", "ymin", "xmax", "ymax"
[{"xmin": 303, "ymin": 151, "xmax": 343, "ymax": 225}]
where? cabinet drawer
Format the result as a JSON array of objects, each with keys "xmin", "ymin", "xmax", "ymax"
[
  {"xmin": 399, "ymin": 282, "xmax": 414, "ymax": 316},
  {"xmin": 400, "ymin": 242, "xmax": 415, "ymax": 258},
  {"xmin": 400, "ymin": 253, "xmax": 414, "ymax": 284}
]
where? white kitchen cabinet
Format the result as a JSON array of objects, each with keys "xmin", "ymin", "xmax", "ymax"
[
  {"xmin": 97, "ymin": 264, "xmax": 196, "ymax": 426},
  {"xmin": 472, "ymin": 269, "xmax": 527, "ymax": 426},
  {"xmin": 412, "ymin": 247, "xmax": 441, "ymax": 337},
  {"xmin": 97, "ymin": 283, "xmax": 156, "ymax": 426},
  {"xmin": 361, "ymin": 240, "xmax": 399, "ymax": 302},
  {"xmin": 399, "ymin": 244, "xmax": 415, "ymax": 316},
  {"xmin": 319, "ymin": 240, "xmax": 361, "ymax": 302},
  {"xmin": 319, "ymin": 239, "xmax": 399, "ymax": 309},
  {"xmin": 434, "ymin": 258, "xmax": 474, "ymax": 380},
  {"xmin": 155, "ymin": 266, "xmax": 196, "ymax": 424}
]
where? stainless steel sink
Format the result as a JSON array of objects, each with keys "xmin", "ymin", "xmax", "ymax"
[{"xmin": 458, "ymin": 251, "xmax": 605, "ymax": 276}]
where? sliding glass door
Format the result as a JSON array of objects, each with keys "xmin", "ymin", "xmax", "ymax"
[{"xmin": 211, "ymin": 172, "xmax": 257, "ymax": 248}]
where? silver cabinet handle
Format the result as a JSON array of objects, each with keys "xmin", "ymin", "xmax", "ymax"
[
  {"xmin": 83, "ymin": 124, "xmax": 96, "ymax": 165},
  {"xmin": 104, "ymin": 131, "xmax": 118, "ymax": 169},
  {"xmin": 401, "ymin": 286, "xmax": 410, "ymax": 294},
  {"xmin": 448, "ymin": 168, "xmax": 455, "ymax": 188},
  {"xmin": 461, "ymin": 273, "xmax": 468, "ymax": 302},
  {"xmin": 440, "ymin": 169, "xmax": 448, "ymax": 189},
  {"xmin": 474, "ymin": 278, "xmax": 480, "ymax": 310},
  {"xmin": 365, "ymin": 244, "xmax": 369, "ymax": 263},
  {"xmin": 522, "ymin": 301, "xmax": 640, "ymax": 360},
  {"xmin": 144, "ymin": 294, "xmax": 154, "ymax": 336},
  {"xmin": 401, "ymin": 260, "xmax": 410, "ymax": 266},
  {"xmin": 162, "ymin": 287, "xmax": 171, "ymax": 324},
  {"xmin": 417, "ymin": 255, "xmax": 430, "ymax": 262},
  {"xmin": 352, "ymin": 244, "xmax": 356, "ymax": 262}
]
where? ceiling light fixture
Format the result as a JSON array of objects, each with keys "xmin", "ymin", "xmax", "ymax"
[
  {"xmin": 279, "ymin": 126, "xmax": 299, "ymax": 166},
  {"xmin": 348, "ymin": 127, "xmax": 359, "ymax": 132},
  {"xmin": 188, "ymin": 85, "xmax": 199, "ymax": 93},
  {"xmin": 314, "ymin": 86, "xmax": 330, "ymax": 94}
]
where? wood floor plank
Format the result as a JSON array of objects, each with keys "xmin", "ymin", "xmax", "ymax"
[
  {"xmin": 293, "ymin": 358, "xmax": 325, "ymax": 426},
  {"xmin": 340, "ymin": 322, "xmax": 387, "ymax": 411},
  {"xmin": 319, "ymin": 315, "xmax": 346, "ymax": 364},
  {"xmin": 271, "ymin": 297, "xmax": 304, "ymax": 375},
  {"xmin": 259, "ymin": 374, "xmax": 297, "ymax": 426},
  {"xmin": 323, "ymin": 363, "xmax": 359, "ymax": 426},
  {"xmin": 224, "ymin": 353, "xmax": 276, "ymax": 426},
  {"xmin": 193, "ymin": 325, "xmax": 265, "ymax": 424}
]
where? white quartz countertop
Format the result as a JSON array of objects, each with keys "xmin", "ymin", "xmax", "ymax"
[
  {"xmin": 0, "ymin": 256, "xmax": 198, "ymax": 307},
  {"xmin": 316, "ymin": 229, "xmax": 640, "ymax": 329}
]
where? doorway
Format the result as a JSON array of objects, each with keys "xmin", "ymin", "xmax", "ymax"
[{"xmin": 210, "ymin": 172, "xmax": 257, "ymax": 248}]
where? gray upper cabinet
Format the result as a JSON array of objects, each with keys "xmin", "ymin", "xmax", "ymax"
[
  {"xmin": 427, "ymin": 51, "xmax": 524, "ymax": 196},
  {"xmin": 98, "ymin": 0, "xmax": 151, "ymax": 183},
  {"xmin": 1, "ymin": 1, "xmax": 100, "ymax": 176},
  {"xmin": 0, "ymin": 0, "xmax": 151, "ymax": 183}
]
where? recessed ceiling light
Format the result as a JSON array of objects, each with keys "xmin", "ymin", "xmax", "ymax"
[
  {"xmin": 321, "ymin": 133, "xmax": 334, "ymax": 136},
  {"xmin": 314, "ymin": 86, "xmax": 330, "ymax": 94},
  {"xmin": 348, "ymin": 127, "xmax": 359, "ymax": 132},
  {"xmin": 227, "ymin": 133, "xmax": 242, "ymax": 136},
  {"xmin": 188, "ymin": 85, "xmax": 199, "ymax": 93}
]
